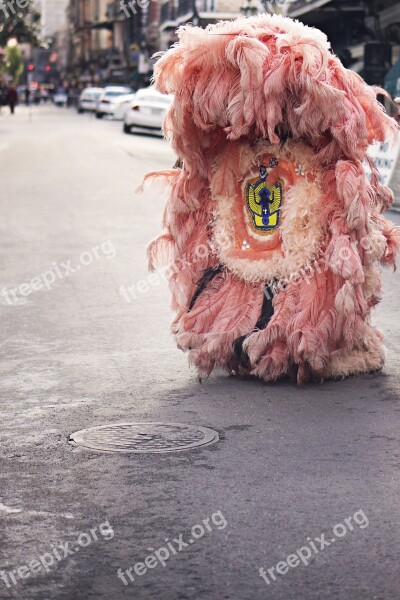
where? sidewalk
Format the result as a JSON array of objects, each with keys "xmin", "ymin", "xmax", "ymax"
[{"xmin": 391, "ymin": 152, "xmax": 400, "ymax": 208}]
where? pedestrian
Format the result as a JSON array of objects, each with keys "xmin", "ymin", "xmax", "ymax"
[
  {"xmin": 7, "ymin": 85, "xmax": 18, "ymax": 114},
  {"xmin": 0, "ymin": 81, "xmax": 7, "ymax": 114}
]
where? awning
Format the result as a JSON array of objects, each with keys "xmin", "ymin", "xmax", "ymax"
[
  {"xmin": 198, "ymin": 11, "xmax": 241, "ymax": 20},
  {"xmin": 284, "ymin": 0, "xmax": 333, "ymax": 18},
  {"xmin": 90, "ymin": 21, "xmax": 113, "ymax": 31},
  {"xmin": 160, "ymin": 11, "xmax": 195, "ymax": 32}
]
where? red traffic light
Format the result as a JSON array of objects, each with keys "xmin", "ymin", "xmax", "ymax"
[
  {"xmin": 28, "ymin": 64, "xmax": 34, "ymax": 71},
  {"xmin": 45, "ymin": 65, "xmax": 51, "ymax": 72}
]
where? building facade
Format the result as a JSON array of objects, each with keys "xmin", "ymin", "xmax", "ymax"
[
  {"xmin": 38, "ymin": 0, "xmax": 70, "ymax": 38},
  {"xmin": 158, "ymin": 0, "xmax": 245, "ymax": 49},
  {"xmin": 283, "ymin": 0, "xmax": 400, "ymax": 87},
  {"xmin": 56, "ymin": 0, "xmax": 400, "ymax": 92}
]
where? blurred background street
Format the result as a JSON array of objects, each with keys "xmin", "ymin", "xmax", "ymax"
[
  {"xmin": 1, "ymin": 105, "xmax": 400, "ymax": 600},
  {"xmin": 1, "ymin": 0, "xmax": 400, "ymax": 599}
]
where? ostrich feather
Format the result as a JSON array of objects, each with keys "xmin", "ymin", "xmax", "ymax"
[{"xmin": 145, "ymin": 13, "xmax": 399, "ymax": 384}]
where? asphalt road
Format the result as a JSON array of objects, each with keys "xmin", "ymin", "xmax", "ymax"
[{"xmin": 1, "ymin": 104, "xmax": 400, "ymax": 600}]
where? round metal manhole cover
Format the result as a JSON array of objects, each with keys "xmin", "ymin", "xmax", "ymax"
[{"xmin": 68, "ymin": 423, "xmax": 219, "ymax": 454}]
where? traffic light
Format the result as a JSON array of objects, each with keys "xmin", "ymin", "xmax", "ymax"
[
  {"xmin": 45, "ymin": 65, "xmax": 51, "ymax": 72},
  {"xmin": 28, "ymin": 64, "xmax": 34, "ymax": 71}
]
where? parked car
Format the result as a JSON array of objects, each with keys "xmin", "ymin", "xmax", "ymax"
[
  {"xmin": 54, "ymin": 88, "xmax": 68, "ymax": 107},
  {"xmin": 78, "ymin": 87, "xmax": 103, "ymax": 113},
  {"xmin": 123, "ymin": 86, "xmax": 173, "ymax": 135},
  {"xmin": 95, "ymin": 86, "xmax": 132, "ymax": 119},
  {"xmin": 113, "ymin": 93, "xmax": 136, "ymax": 120}
]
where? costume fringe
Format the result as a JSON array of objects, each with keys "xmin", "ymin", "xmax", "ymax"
[{"xmin": 145, "ymin": 14, "xmax": 399, "ymax": 384}]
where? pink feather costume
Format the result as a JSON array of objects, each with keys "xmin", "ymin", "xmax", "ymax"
[{"xmin": 145, "ymin": 14, "xmax": 400, "ymax": 385}]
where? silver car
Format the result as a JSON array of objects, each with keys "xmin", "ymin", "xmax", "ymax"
[
  {"xmin": 95, "ymin": 86, "xmax": 132, "ymax": 119},
  {"xmin": 123, "ymin": 86, "xmax": 173, "ymax": 136},
  {"xmin": 78, "ymin": 87, "xmax": 103, "ymax": 113}
]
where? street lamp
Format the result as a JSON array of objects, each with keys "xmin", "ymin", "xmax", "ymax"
[{"xmin": 241, "ymin": 0, "xmax": 259, "ymax": 17}]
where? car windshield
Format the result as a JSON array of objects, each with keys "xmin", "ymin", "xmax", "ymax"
[{"xmin": 105, "ymin": 91, "xmax": 129, "ymax": 97}]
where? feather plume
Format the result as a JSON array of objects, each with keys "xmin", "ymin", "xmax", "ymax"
[{"xmin": 146, "ymin": 13, "xmax": 399, "ymax": 384}]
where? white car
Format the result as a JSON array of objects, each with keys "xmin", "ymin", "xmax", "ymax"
[
  {"xmin": 113, "ymin": 93, "xmax": 136, "ymax": 121},
  {"xmin": 78, "ymin": 87, "xmax": 103, "ymax": 113},
  {"xmin": 54, "ymin": 88, "xmax": 68, "ymax": 107},
  {"xmin": 123, "ymin": 86, "xmax": 173, "ymax": 135},
  {"xmin": 95, "ymin": 86, "xmax": 132, "ymax": 119}
]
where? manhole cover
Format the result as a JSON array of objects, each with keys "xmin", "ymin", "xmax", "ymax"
[{"xmin": 68, "ymin": 423, "xmax": 219, "ymax": 454}]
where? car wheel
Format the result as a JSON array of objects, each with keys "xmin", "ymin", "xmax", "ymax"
[
  {"xmin": 96, "ymin": 112, "xmax": 103, "ymax": 119},
  {"xmin": 78, "ymin": 107, "xmax": 84, "ymax": 114},
  {"xmin": 123, "ymin": 123, "xmax": 131, "ymax": 134}
]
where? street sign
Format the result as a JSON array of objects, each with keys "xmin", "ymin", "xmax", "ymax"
[{"xmin": 366, "ymin": 139, "xmax": 400, "ymax": 187}]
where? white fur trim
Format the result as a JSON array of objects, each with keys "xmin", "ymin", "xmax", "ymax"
[{"xmin": 210, "ymin": 140, "xmax": 325, "ymax": 282}]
